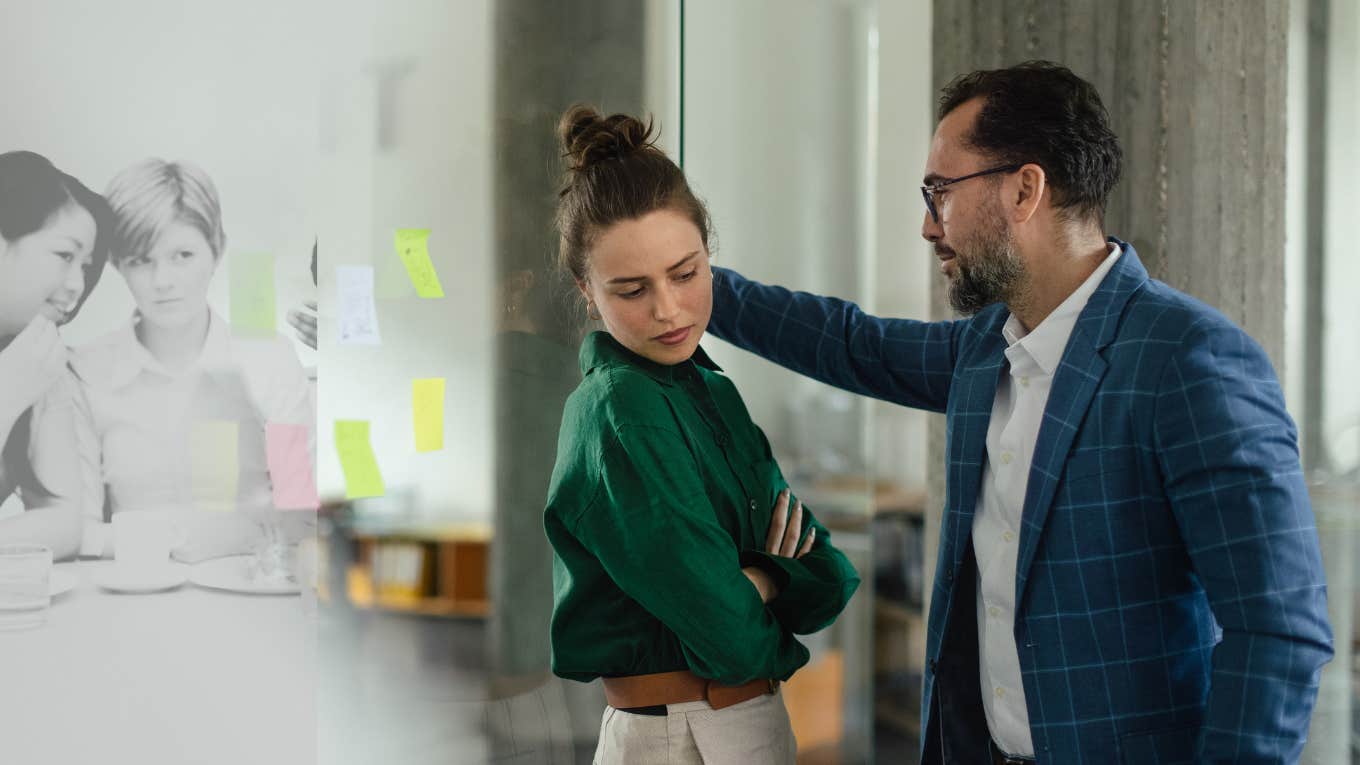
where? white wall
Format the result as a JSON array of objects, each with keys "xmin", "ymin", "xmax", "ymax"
[
  {"xmin": 312, "ymin": 0, "xmax": 495, "ymax": 520},
  {"xmin": 872, "ymin": 0, "xmax": 935, "ymax": 494},
  {"xmin": 682, "ymin": 0, "xmax": 934, "ymax": 493},
  {"xmin": 1322, "ymin": 0, "xmax": 1360, "ymax": 474}
]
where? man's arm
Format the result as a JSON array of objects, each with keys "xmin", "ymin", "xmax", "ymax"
[
  {"xmin": 709, "ymin": 267, "xmax": 965, "ymax": 413},
  {"xmin": 1154, "ymin": 323, "xmax": 1333, "ymax": 764}
]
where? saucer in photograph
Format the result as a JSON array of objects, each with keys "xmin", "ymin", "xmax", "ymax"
[
  {"xmin": 48, "ymin": 569, "xmax": 78, "ymax": 598},
  {"xmin": 190, "ymin": 555, "xmax": 301, "ymax": 595},
  {"xmin": 92, "ymin": 563, "xmax": 188, "ymax": 594}
]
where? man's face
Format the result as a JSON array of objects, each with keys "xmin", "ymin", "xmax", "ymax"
[{"xmin": 920, "ymin": 97, "xmax": 1027, "ymax": 315}]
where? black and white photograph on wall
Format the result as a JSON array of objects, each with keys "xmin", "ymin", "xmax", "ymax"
[{"xmin": 0, "ymin": 3, "xmax": 323, "ymax": 763}]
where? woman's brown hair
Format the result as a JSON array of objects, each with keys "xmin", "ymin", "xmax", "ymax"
[{"xmin": 554, "ymin": 105, "xmax": 711, "ymax": 285}]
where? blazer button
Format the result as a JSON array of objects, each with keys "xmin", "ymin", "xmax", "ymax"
[
  {"xmin": 748, "ymin": 499, "xmax": 758, "ymax": 511},
  {"xmin": 716, "ymin": 433, "xmax": 729, "ymax": 446}
]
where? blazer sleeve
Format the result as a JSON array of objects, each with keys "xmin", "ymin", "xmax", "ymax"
[
  {"xmin": 707, "ymin": 266, "xmax": 966, "ymax": 413},
  {"xmin": 1154, "ymin": 322, "xmax": 1333, "ymax": 764}
]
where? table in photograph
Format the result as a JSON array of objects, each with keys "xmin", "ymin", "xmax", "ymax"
[{"xmin": 0, "ymin": 559, "xmax": 315, "ymax": 764}]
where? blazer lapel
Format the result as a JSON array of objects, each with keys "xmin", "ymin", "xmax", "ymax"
[
  {"xmin": 1013, "ymin": 238, "xmax": 1151, "ymax": 609},
  {"xmin": 1012, "ymin": 333, "xmax": 1108, "ymax": 609}
]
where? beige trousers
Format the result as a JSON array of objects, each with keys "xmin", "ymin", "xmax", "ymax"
[{"xmin": 592, "ymin": 689, "xmax": 797, "ymax": 765}]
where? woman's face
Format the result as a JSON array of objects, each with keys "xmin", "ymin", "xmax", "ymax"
[
  {"xmin": 0, "ymin": 202, "xmax": 96, "ymax": 336},
  {"xmin": 117, "ymin": 220, "xmax": 217, "ymax": 330},
  {"xmin": 581, "ymin": 208, "xmax": 712, "ymax": 366}
]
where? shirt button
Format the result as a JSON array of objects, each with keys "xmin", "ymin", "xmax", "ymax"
[
  {"xmin": 988, "ymin": 606, "xmax": 1001, "ymax": 619},
  {"xmin": 1020, "ymin": 376, "xmax": 1029, "ymax": 387},
  {"xmin": 995, "ymin": 687, "xmax": 1006, "ymax": 698},
  {"xmin": 1000, "ymin": 452, "xmax": 1013, "ymax": 465},
  {"xmin": 1003, "ymin": 531, "xmax": 1015, "ymax": 543}
]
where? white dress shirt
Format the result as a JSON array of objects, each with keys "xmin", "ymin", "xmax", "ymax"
[
  {"xmin": 973, "ymin": 244, "xmax": 1121, "ymax": 756},
  {"xmin": 69, "ymin": 310, "xmax": 314, "ymax": 520}
]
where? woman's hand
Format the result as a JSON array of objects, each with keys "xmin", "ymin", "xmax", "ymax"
[
  {"xmin": 764, "ymin": 488, "xmax": 816, "ymax": 559},
  {"xmin": 286, "ymin": 301, "xmax": 317, "ymax": 350},
  {"xmin": 0, "ymin": 316, "xmax": 67, "ymax": 425},
  {"xmin": 742, "ymin": 490, "xmax": 817, "ymax": 604}
]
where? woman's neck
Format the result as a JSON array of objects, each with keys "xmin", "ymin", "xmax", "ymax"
[{"xmin": 136, "ymin": 308, "xmax": 211, "ymax": 371}]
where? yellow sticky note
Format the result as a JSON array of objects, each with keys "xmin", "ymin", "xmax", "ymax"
[
  {"xmin": 190, "ymin": 420, "xmax": 239, "ymax": 511},
  {"xmin": 229, "ymin": 251, "xmax": 277, "ymax": 335},
  {"xmin": 394, "ymin": 228, "xmax": 444, "ymax": 298},
  {"xmin": 412, "ymin": 378, "xmax": 445, "ymax": 452},
  {"xmin": 334, "ymin": 420, "xmax": 385, "ymax": 499}
]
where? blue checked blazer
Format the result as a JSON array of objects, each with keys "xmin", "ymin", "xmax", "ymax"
[{"xmin": 707, "ymin": 239, "xmax": 1332, "ymax": 764}]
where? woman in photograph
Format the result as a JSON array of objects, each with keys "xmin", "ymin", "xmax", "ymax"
[
  {"xmin": 0, "ymin": 150, "xmax": 112, "ymax": 558},
  {"xmin": 70, "ymin": 158, "xmax": 314, "ymax": 556},
  {"xmin": 543, "ymin": 106, "xmax": 861, "ymax": 764}
]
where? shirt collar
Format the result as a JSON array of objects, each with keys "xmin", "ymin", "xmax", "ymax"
[
  {"xmin": 1003, "ymin": 243, "xmax": 1121, "ymax": 376},
  {"xmin": 107, "ymin": 309, "xmax": 231, "ymax": 388},
  {"xmin": 578, "ymin": 330, "xmax": 722, "ymax": 386}
]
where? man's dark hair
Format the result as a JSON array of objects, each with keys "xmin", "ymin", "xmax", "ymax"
[{"xmin": 938, "ymin": 60, "xmax": 1122, "ymax": 224}]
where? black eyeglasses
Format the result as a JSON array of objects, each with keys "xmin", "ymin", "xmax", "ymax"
[{"xmin": 920, "ymin": 164, "xmax": 1025, "ymax": 223}]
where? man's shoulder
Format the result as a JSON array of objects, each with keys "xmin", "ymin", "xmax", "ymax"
[
  {"xmin": 1117, "ymin": 278, "xmax": 1251, "ymax": 347},
  {"xmin": 1105, "ymin": 278, "xmax": 1276, "ymax": 391}
]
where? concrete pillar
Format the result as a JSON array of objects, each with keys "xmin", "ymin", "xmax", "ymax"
[{"xmin": 489, "ymin": 2, "xmax": 646, "ymax": 756}]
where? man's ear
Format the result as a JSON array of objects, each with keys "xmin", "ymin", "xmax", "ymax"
[{"xmin": 1010, "ymin": 162, "xmax": 1047, "ymax": 224}]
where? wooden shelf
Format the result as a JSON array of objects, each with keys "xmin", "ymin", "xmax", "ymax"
[
  {"xmin": 341, "ymin": 533, "xmax": 490, "ymax": 619},
  {"xmin": 352, "ymin": 594, "xmax": 489, "ymax": 618},
  {"xmin": 873, "ymin": 486, "xmax": 926, "ymax": 518}
]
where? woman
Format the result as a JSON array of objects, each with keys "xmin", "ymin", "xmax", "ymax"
[
  {"xmin": 70, "ymin": 159, "xmax": 314, "ymax": 557},
  {"xmin": 0, "ymin": 150, "xmax": 112, "ymax": 559},
  {"xmin": 544, "ymin": 107, "xmax": 861, "ymax": 764}
]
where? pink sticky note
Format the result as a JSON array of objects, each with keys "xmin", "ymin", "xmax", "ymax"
[{"xmin": 265, "ymin": 422, "xmax": 320, "ymax": 510}]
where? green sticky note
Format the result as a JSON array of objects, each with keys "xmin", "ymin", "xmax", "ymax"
[
  {"xmin": 334, "ymin": 420, "xmax": 385, "ymax": 499},
  {"xmin": 412, "ymin": 378, "xmax": 445, "ymax": 452},
  {"xmin": 229, "ymin": 251, "xmax": 277, "ymax": 335},
  {"xmin": 394, "ymin": 228, "xmax": 444, "ymax": 298}
]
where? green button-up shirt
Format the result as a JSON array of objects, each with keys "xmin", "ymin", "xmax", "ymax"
[{"xmin": 545, "ymin": 332, "xmax": 860, "ymax": 686}]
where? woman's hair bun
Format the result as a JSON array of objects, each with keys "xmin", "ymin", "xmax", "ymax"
[{"xmin": 558, "ymin": 104, "xmax": 657, "ymax": 172}]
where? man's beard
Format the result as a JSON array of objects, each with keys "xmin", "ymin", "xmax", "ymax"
[{"xmin": 945, "ymin": 214, "xmax": 1027, "ymax": 316}]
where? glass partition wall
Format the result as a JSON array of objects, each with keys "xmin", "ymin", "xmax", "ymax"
[{"xmin": 682, "ymin": 1, "xmax": 934, "ymax": 761}]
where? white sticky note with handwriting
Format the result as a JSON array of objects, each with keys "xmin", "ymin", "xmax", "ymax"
[{"xmin": 337, "ymin": 265, "xmax": 382, "ymax": 345}]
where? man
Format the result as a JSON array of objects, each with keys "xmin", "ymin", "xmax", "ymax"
[{"xmin": 707, "ymin": 61, "xmax": 1332, "ymax": 764}]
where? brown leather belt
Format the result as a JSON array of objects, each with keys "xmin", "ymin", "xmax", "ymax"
[{"xmin": 601, "ymin": 670, "xmax": 778, "ymax": 711}]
